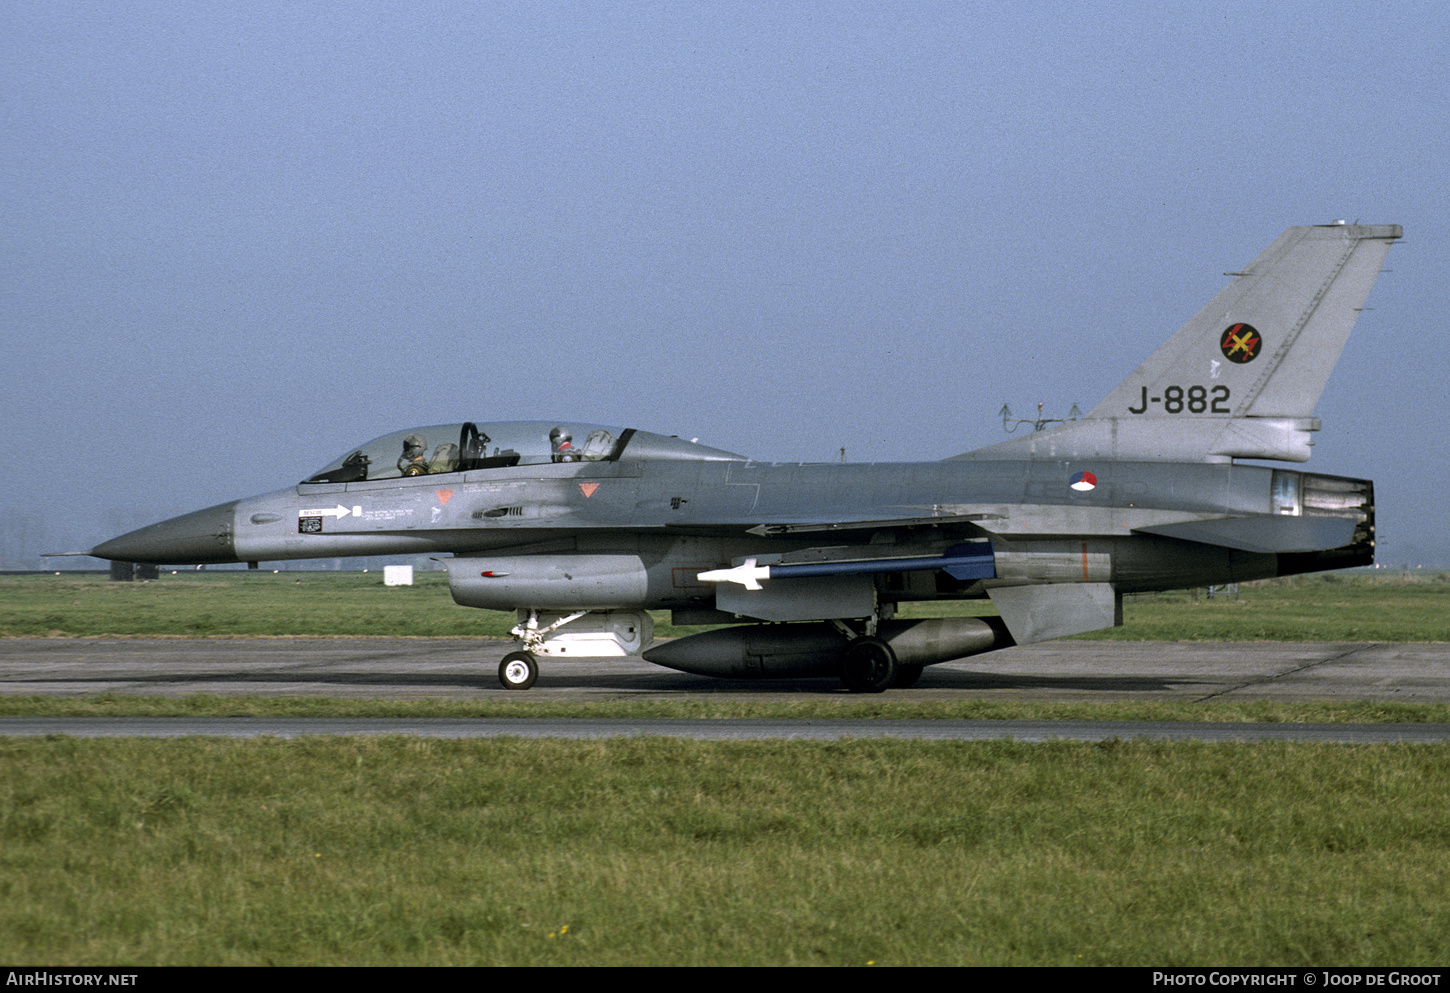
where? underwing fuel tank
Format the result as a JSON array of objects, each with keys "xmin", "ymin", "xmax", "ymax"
[
  {"xmin": 643, "ymin": 616, "xmax": 1015, "ymax": 679},
  {"xmin": 446, "ymin": 555, "xmax": 650, "ymax": 610}
]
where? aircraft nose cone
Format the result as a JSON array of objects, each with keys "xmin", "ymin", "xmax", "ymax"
[{"xmin": 90, "ymin": 500, "xmax": 241, "ymax": 564}]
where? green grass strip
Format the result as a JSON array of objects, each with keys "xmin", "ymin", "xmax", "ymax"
[
  {"xmin": 3, "ymin": 693, "xmax": 1450, "ymax": 724},
  {"xmin": 3, "ymin": 737, "xmax": 1449, "ymax": 965}
]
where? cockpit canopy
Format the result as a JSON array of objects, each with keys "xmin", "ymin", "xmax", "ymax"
[{"xmin": 305, "ymin": 421, "xmax": 746, "ymax": 484}]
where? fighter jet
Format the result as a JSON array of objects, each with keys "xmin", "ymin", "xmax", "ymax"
[{"xmin": 84, "ymin": 222, "xmax": 1401, "ymax": 691}]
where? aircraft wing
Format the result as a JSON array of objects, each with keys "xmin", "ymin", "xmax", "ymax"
[{"xmin": 737, "ymin": 504, "xmax": 1355, "ymax": 554}]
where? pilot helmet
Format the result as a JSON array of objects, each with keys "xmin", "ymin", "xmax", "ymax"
[{"xmin": 549, "ymin": 426, "xmax": 573, "ymax": 451}]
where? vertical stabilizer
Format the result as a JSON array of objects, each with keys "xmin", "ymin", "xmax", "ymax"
[
  {"xmin": 960, "ymin": 223, "xmax": 1401, "ymax": 463},
  {"xmin": 1091, "ymin": 223, "xmax": 1401, "ymax": 421}
]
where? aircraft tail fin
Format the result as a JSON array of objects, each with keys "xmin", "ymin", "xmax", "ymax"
[{"xmin": 960, "ymin": 223, "xmax": 1401, "ymax": 463}]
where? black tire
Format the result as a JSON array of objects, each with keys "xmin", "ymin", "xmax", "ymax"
[
  {"xmin": 499, "ymin": 651, "xmax": 538, "ymax": 690},
  {"xmin": 892, "ymin": 663, "xmax": 924, "ymax": 689},
  {"xmin": 840, "ymin": 636, "xmax": 897, "ymax": 694}
]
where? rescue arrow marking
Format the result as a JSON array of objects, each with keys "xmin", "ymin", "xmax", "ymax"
[{"xmin": 299, "ymin": 505, "xmax": 360, "ymax": 519}]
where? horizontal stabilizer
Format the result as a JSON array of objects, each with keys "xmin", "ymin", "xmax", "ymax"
[{"xmin": 1137, "ymin": 514, "xmax": 1358, "ymax": 554}]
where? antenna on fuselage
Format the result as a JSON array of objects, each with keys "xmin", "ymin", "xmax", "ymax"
[{"xmin": 1000, "ymin": 402, "xmax": 1081, "ymax": 434}]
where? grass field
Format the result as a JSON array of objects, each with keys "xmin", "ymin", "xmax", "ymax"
[
  {"xmin": 5, "ymin": 694, "xmax": 1450, "ymax": 724},
  {"xmin": 4, "ymin": 569, "xmax": 1449, "ymax": 641},
  {"xmin": 4, "ymin": 737, "xmax": 1450, "ymax": 966}
]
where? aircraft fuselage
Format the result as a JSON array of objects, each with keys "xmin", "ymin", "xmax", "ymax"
[{"xmin": 96, "ymin": 455, "xmax": 1372, "ymax": 601}]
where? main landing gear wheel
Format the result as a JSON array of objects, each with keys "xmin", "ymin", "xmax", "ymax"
[
  {"xmin": 499, "ymin": 651, "xmax": 538, "ymax": 690},
  {"xmin": 840, "ymin": 636, "xmax": 898, "ymax": 694}
]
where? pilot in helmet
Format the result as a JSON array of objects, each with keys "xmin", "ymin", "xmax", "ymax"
[
  {"xmin": 398, "ymin": 433, "xmax": 428, "ymax": 476},
  {"xmin": 549, "ymin": 426, "xmax": 579, "ymax": 463}
]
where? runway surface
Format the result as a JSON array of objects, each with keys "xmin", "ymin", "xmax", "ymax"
[
  {"xmin": 3, "ymin": 638, "xmax": 1447, "ymax": 740},
  {"xmin": 2, "ymin": 637, "xmax": 1447, "ymax": 701}
]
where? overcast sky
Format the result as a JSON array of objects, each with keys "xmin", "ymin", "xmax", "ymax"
[{"xmin": 3, "ymin": 1, "xmax": 1446, "ymax": 567}]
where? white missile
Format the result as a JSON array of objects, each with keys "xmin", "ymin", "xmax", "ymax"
[
  {"xmin": 696, "ymin": 558, "xmax": 771, "ymax": 590},
  {"xmin": 697, "ymin": 544, "xmax": 997, "ymax": 590}
]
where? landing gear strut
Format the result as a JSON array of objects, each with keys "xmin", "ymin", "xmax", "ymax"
[{"xmin": 493, "ymin": 609, "xmax": 655, "ymax": 690}]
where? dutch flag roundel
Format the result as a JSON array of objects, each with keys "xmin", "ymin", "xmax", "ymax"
[{"xmin": 1070, "ymin": 471, "xmax": 1097, "ymax": 492}]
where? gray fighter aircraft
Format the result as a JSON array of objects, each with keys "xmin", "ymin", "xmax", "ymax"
[{"xmin": 84, "ymin": 222, "xmax": 1401, "ymax": 691}]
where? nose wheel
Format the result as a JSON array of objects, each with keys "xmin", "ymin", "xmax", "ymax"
[{"xmin": 499, "ymin": 651, "xmax": 539, "ymax": 690}]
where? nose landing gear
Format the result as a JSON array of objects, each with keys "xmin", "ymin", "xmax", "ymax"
[{"xmin": 498, "ymin": 651, "xmax": 539, "ymax": 690}]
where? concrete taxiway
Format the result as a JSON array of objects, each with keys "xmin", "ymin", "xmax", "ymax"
[{"xmin": 2, "ymin": 637, "xmax": 1448, "ymax": 702}]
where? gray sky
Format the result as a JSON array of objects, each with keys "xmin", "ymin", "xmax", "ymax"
[{"xmin": 3, "ymin": 1, "xmax": 1447, "ymax": 567}]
